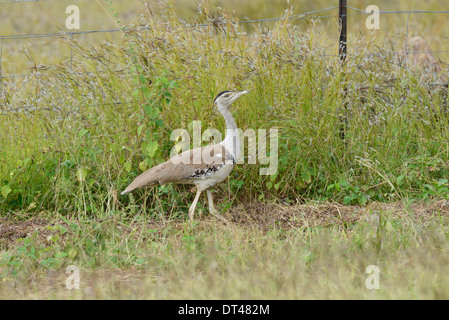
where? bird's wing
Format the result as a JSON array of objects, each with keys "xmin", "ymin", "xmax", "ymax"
[{"xmin": 121, "ymin": 144, "xmax": 234, "ymax": 194}]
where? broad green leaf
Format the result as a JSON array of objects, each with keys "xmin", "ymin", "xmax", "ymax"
[
  {"xmin": 141, "ymin": 87, "xmax": 151, "ymax": 98},
  {"xmin": 64, "ymin": 245, "xmax": 79, "ymax": 260},
  {"xmin": 132, "ymin": 89, "xmax": 141, "ymax": 98},
  {"xmin": 155, "ymin": 119, "xmax": 164, "ymax": 128},
  {"xmin": 137, "ymin": 124, "xmax": 146, "ymax": 137},
  {"xmin": 139, "ymin": 160, "xmax": 148, "ymax": 172},
  {"xmin": 144, "ymin": 104, "xmax": 160, "ymax": 119},
  {"xmin": 343, "ymin": 196, "xmax": 353, "ymax": 205},
  {"xmin": 358, "ymin": 194, "xmax": 368, "ymax": 206},
  {"xmin": 110, "ymin": 143, "xmax": 119, "ymax": 152},
  {"xmin": 76, "ymin": 167, "xmax": 88, "ymax": 182},
  {"xmin": 1, "ymin": 185, "xmax": 12, "ymax": 198},
  {"xmin": 138, "ymin": 75, "xmax": 146, "ymax": 85},
  {"xmin": 23, "ymin": 157, "xmax": 31, "ymax": 167},
  {"xmin": 78, "ymin": 129, "xmax": 88, "ymax": 138},
  {"xmin": 146, "ymin": 141, "xmax": 159, "ymax": 158},
  {"xmin": 301, "ymin": 171, "xmax": 311, "ymax": 183},
  {"xmin": 340, "ymin": 179, "xmax": 348, "ymax": 188},
  {"xmin": 386, "ymin": 221, "xmax": 395, "ymax": 232}
]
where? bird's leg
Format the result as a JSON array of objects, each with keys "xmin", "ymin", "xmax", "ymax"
[
  {"xmin": 189, "ymin": 189, "xmax": 202, "ymax": 220},
  {"xmin": 206, "ymin": 189, "xmax": 228, "ymax": 223},
  {"xmin": 206, "ymin": 189, "xmax": 217, "ymax": 215}
]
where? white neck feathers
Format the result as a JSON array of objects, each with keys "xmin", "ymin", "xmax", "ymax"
[{"xmin": 219, "ymin": 107, "xmax": 240, "ymax": 161}]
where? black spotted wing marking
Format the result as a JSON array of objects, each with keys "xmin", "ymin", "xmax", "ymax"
[
  {"xmin": 188, "ymin": 149, "xmax": 235, "ymax": 179},
  {"xmin": 189, "ymin": 164, "xmax": 224, "ymax": 178}
]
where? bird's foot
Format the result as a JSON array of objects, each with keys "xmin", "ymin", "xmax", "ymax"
[{"xmin": 210, "ymin": 209, "xmax": 228, "ymax": 223}]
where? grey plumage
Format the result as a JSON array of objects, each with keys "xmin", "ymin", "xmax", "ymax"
[{"xmin": 120, "ymin": 144, "xmax": 234, "ymax": 194}]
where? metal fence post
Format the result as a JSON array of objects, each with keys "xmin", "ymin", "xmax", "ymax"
[
  {"xmin": 339, "ymin": 0, "xmax": 348, "ymax": 142},
  {"xmin": 0, "ymin": 36, "xmax": 4, "ymax": 94},
  {"xmin": 339, "ymin": 0, "xmax": 347, "ymax": 62}
]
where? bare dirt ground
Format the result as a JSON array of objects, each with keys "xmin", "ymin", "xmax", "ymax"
[
  {"xmin": 227, "ymin": 200, "xmax": 449, "ymax": 230},
  {"xmin": 2, "ymin": 200, "xmax": 449, "ymax": 249}
]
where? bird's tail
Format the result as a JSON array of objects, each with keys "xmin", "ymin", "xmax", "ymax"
[
  {"xmin": 120, "ymin": 183, "xmax": 156, "ymax": 195},
  {"xmin": 120, "ymin": 170, "xmax": 160, "ymax": 195},
  {"xmin": 120, "ymin": 160, "xmax": 168, "ymax": 195}
]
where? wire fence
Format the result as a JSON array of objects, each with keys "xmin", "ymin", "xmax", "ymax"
[{"xmin": 0, "ymin": 2, "xmax": 448, "ymax": 86}]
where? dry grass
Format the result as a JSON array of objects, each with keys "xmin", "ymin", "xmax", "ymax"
[
  {"xmin": 0, "ymin": 204, "xmax": 356, "ymax": 247},
  {"xmin": 2, "ymin": 200, "xmax": 449, "ymax": 248},
  {"xmin": 2, "ymin": 201, "xmax": 449, "ymax": 299},
  {"xmin": 227, "ymin": 200, "xmax": 449, "ymax": 231},
  {"xmin": 2, "ymin": 0, "xmax": 449, "ymax": 76}
]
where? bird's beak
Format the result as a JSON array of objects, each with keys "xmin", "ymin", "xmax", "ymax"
[
  {"xmin": 230, "ymin": 90, "xmax": 248, "ymax": 106},
  {"xmin": 235, "ymin": 90, "xmax": 249, "ymax": 100}
]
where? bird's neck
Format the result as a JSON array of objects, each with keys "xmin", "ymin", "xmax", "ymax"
[{"xmin": 220, "ymin": 108, "xmax": 240, "ymax": 161}]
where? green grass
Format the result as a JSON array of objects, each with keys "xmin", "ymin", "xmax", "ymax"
[
  {"xmin": 2, "ymin": 202, "xmax": 449, "ymax": 299},
  {"xmin": 1, "ymin": 0, "xmax": 449, "ymax": 299}
]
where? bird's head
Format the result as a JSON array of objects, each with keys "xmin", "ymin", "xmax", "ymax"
[{"xmin": 213, "ymin": 90, "xmax": 248, "ymax": 113}]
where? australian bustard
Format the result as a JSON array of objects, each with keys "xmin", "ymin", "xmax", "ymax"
[{"xmin": 121, "ymin": 90, "xmax": 248, "ymax": 220}]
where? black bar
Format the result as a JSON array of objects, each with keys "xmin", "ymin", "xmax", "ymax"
[
  {"xmin": 339, "ymin": 0, "xmax": 347, "ymax": 62},
  {"xmin": 339, "ymin": 0, "xmax": 348, "ymax": 141}
]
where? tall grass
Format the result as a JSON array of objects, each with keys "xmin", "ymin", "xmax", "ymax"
[{"xmin": 1, "ymin": 1, "xmax": 449, "ymax": 217}]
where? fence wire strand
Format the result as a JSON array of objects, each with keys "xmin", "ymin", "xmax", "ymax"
[
  {"xmin": 1, "ymin": 4, "xmax": 449, "ymax": 82},
  {"xmin": 0, "ymin": 0, "xmax": 45, "ymax": 3}
]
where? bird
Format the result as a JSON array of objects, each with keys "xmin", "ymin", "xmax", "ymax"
[{"xmin": 121, "ymin": 90, "xmax": 248, "ymax": 220}]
